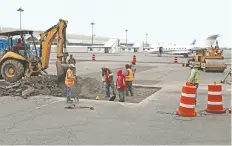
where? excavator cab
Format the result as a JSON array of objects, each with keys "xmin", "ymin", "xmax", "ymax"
[
  {"xmin": 0, "ymin": 30, "xmax": 38, "ymax": 58},
  {"xmin": 0, "ymin": 19, "xmax": 72, "ymax": 85},
  {"xmin": 0, "ymin": 30, "xmax": 39, "ymax": 82}
]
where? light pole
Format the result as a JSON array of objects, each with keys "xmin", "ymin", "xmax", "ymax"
[
  {"xmin": 145, "ymin": 33, "xmax": 148, "ymax": 47},
  {"xmin": 90, "ymin": 22, "xmax": 95, "ymax": 45},
  {"xmin": 125, "ymin": 29, "xmax": 128, "ymax": 47},
  {"xmin": 17, "ymin": 7, "xmax": 24, "ymax": 30}
]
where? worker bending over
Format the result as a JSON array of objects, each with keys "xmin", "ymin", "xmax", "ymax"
[
  {"xmin": 130, "ymin": 61, "xmax": 136, "ymax": 77},
  {"xmin": 187, "ymin": 63, "xmax": 199, "ymax": 103},
  {"xmin": 65, "ymin": 64, "xmax": 76, "ymax": 103},
  {"xmin": 125, "ymin": 64, "xmax": 134, "ymax": 96},
  {"xmin": 101, "ymin": 66, "xmax": 116, "ymax": 98},
  {"xmin": 116, "ymin": 69, "xmax": 127, "ymax": 102},
  {"xmin": 68, "ymin": 55, "xmax": 76, "ymax": 65}
]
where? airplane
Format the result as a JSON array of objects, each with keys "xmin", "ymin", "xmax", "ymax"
[{"xmin": 146, "ymin": 34, "xmax": 219, "ymax": 58}]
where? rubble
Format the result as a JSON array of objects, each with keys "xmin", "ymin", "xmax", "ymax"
[
  {"xmin": 0, "ymin": 75, "xmax": 161, "ymax": 103},
  {"xmin": 0, "ymin": 75, "xmax": 105, "ymax": 99}
]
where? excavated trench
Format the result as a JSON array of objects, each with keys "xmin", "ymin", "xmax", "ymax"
[{"xmin": 0, "ymin": 75, "xmax": 161, "ymax": 103}]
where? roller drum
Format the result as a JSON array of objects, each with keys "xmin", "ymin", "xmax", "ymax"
[{"xmin": 204, "ymin": 59, "xmax": 226, "ymax": 72}]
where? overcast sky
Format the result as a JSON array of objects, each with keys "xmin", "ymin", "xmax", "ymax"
[{"xmin": 1, "ymin": 0, "xmax": 231, "ymax": 46}]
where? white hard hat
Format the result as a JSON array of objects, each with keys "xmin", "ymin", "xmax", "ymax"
[
  {"xmin": 69, "ymin": 64, "xmax": 75, "ymax": 68},
  {"xmin": 104, "ymin": 66, "xmax": 109, "ymax": 69}
]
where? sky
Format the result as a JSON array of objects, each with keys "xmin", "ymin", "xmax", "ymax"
[{"xmin": 0, "ymin": 0, "xmax": 232, "ymax": 46}]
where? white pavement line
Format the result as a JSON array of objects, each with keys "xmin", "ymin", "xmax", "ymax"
[
  {"xmin": 33, "ymin": 98, "xmax": 65, "ymax": 110},
  {"xmin": 0, "ymin": 98, "xmax": 65, "ymax": 118}
]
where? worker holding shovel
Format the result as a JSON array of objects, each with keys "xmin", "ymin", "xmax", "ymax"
[{"xmin": 101, "ymin": 66, "xmax": 116, "ymax": 99}]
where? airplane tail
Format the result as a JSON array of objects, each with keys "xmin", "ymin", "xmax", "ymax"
[
  {"xmin": 190, "ymin": 39, "xmax": 196, "ymax": 45},
  {"xmin": 205, "ymin": 34, "xmax": 220, "ymax": 47}
]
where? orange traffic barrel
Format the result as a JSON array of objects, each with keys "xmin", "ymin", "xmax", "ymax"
[
  {"xmin": 205, "ymin": 82, "xmax": 226, "ymax": 114},
  {"xmin": 174, "ymin": 56, "xmax": 178, "ymax": 63},
  {"xmin": 92, "ymin": 54, "xmax": 96, "ymax": 61},
  {"xmin": 176, "ymin": 85, "xmax": 197, "ymax": 117}
]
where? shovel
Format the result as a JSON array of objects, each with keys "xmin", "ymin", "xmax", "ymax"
[{"xmin": 109, "ymin": 95, "xmax": 116, "ymax": 101}]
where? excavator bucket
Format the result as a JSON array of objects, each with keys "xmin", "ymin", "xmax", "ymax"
[{"xmin": 56, "ymin": 62, "xmax": 73, "ymax": 88}]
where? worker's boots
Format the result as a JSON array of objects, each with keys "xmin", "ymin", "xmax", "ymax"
[
  {"xmin": 66, "ymin": 96, "xmax": 73, "ymax": 103},
  {"xmin": 119, "ymin": 98, "xmax": 125, "ymax": 102},
  {"xmin": 119, "ymin": 91, "xmax": 125, "ymax": 102}
]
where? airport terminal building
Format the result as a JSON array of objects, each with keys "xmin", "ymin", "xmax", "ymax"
[{"xmin": 0, "ymin": 27, "xmax": 145, "ymax": 53}]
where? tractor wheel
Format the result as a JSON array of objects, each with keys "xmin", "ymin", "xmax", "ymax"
[{"xmin": 1, "ymin": 59, "xmax": 25, "ymax": 83}]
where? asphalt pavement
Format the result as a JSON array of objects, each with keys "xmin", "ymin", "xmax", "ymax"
[{"xmin": 0, "ymin": 52, "xmax": 231, "ymax": 145}]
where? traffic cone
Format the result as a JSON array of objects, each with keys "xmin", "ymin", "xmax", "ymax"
[
  {"xmin": 174, "ymin": 56, "xmax": 178, "ymax": 63},
  {"xmin": 92, "ymin": 54, "xmax": 96, "ymax": 61},
  {"xmin": 176, "ymin": 84, "xmax": 197, "ymax": 117},
  {"xmin": 205, "ymin": 82, "xmax": 226, "ymax": 114},
  {"xmin": 96, "ymin": 96, "xmax": 100, "ymax": 100},
  {"xmin": 132, "ymin": 55, "xmax": 136, "ymax": 64}
]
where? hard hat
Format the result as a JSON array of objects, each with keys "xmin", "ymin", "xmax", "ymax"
[
  {"xmin": 104, "ymin": 66, "xmax": 109, "ymax": 69},
  {"xmin": 69, "ymin": 64, "xmax": 75, "ymax": 68}
]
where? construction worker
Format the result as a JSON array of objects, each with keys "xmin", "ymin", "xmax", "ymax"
[
  {"xmin": 16, "ymin": 38, "xmax": 23, "ymax": 47},
  {"xmin": 65, "ymin": 64, "xmax": 76, "ymax": 103},
  {"xmin": 188, "ymin": 63, "xmax": 199, "ymax": 103},
  {"xmin": 130, "ymin": 61, "xmax": 136, "ymax": 77},
  {"xmin": 68, "ymin": 55, "xmax": 76, "ymax": 65},
  {"xmin": 125, "ymin": 64, "xmax": 134, "ymax": 96},
  {"xmin": 116, "ymin": 69, "xmax": 127, "ymax": 102},
  {"xmin": 101, "ymin": 66, "xmax": 116, "ymax": 98}
]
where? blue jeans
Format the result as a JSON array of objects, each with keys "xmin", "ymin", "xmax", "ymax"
[
  {"xmin": 66, "ymin": 86, "xmax": 71, "ymax": 100},
  {"xmin": 126, "ymin": 81, "xmax": 133, "ymax": 96},
  {"xmin": 105, "ymin": 81, "xmax": 116, "ymax": 97},
  {"xmin": 194, "ymin": 83, "xmax": 199, "ymax": 101}
]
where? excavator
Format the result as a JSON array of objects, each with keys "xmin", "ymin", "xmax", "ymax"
[{"xmin": 0, "ymin": 19, "xmax": 72, "ymax": 86}]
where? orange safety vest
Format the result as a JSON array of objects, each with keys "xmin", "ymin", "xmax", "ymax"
[
  {"xmin": 65, "ymin": 69, "xmax": 75, "ymax": 86},
  {"xmin": 125, "ymin": 68, "xmax": 134, "ymax": 81}
]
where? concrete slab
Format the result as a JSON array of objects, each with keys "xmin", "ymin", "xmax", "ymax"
[{"xmin": 0, "ymin": 52, "xmax": 231, "ymax": 145}]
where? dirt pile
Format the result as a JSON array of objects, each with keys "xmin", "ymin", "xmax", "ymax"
[{"xmin": 0, "ymin": 75, "xmax": 105, "ymax": 98}]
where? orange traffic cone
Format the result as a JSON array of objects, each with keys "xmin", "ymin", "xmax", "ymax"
[
  {"xmin": 205, "ymin": 82, "xmax": 226, "ymax": 114},
  {"xmin": 174, "ymin": 56, "xmax": 178, "ymax": 63},
  {"xmin": 176, "ymin": 85, "xmax": 197, "ymax": 117},
  {"xmin": 92, "ymin": 54, "xmax": 96, "ymax": 61},
  {"xmin": 132, "ymin": 55, "xmax": 136, "ymax": 64}
]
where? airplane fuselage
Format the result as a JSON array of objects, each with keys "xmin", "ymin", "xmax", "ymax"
[{"xmin": 147, "ymin": 45, "xmax": 194, "ymax": 57}]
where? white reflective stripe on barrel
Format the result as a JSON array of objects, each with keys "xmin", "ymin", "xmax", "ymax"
[
  {"xmin": 181, "ymin": 93, "xmax": 196, "ymax": 98},
  {"xmin": 179, "ymin": 103, "xmax": 195, "ymax": 108},
  {"xmin": 207, "ymin": 101, "xmax": 223, "ymax": 105},
  {"xmin": 208, "ymin": 91, "xmax": 222, "ymax": 95}
]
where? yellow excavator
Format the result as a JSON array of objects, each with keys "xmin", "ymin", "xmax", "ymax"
[{"xmin": 0, "ymin": 19, "xmax": 71, "ymax": 85}]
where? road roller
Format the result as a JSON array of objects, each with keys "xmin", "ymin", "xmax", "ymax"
[{"xmin": 184, "ymin": 48, "xmax": 227, "ymax": 72}]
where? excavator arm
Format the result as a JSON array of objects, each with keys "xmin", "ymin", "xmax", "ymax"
[
  {"xmin": 37, "ymin": 19, "xmax": 70, "ymax": 86},
  {"xmin": 40, "ymin": 19, "xmax": 68, "ymax": 69}
]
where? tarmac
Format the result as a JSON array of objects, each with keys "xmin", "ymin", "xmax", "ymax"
[{"xmin": 0, "ymin": 52, "xmax": 231, "ymax": 145}]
